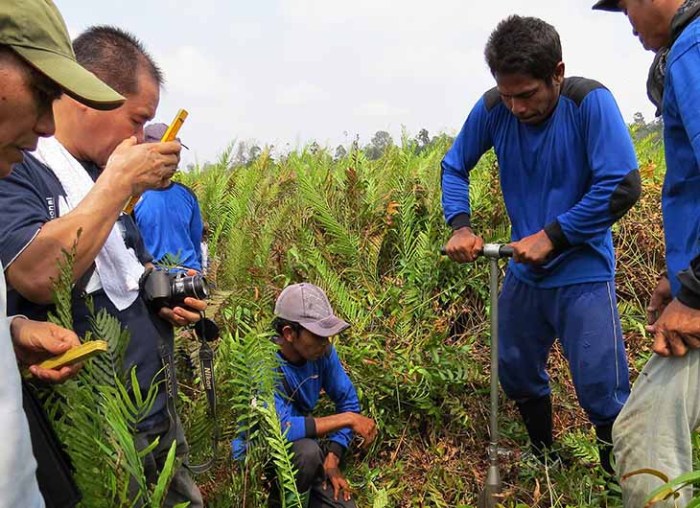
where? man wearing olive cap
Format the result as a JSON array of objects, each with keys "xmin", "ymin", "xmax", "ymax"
[
  {"xmin": 594, "ymin": 0, "xmax": 700, "ymax": 506},
  {"xmin": 0, "ymin": 1, "xmax": 124, "ymax": 507},
  {"xmin": 235, "ymin": 283, "xmax": 377, "ymax": 507}
]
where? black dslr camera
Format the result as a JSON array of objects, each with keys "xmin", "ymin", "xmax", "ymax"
[{"xmin": 140, "ymin": 268, "xmax": 210, "ymax": 311}]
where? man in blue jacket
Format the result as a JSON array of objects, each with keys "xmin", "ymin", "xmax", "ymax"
[
  {"xmin": 442, "ymin": 15, "xmax": 641, "ymax": 473},
  {"xmin": 267, "ymin": 283, "xmax": 377, "ymax": 507},
  {"xmin": 594, "ymin": 0, "xmax": 700, "ymax": 505}
]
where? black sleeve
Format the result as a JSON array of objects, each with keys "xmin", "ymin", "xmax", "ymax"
[
  {"xmin": 448, "ymin": 213, "xmax": 471, "ymax": 230},
  {"xmin": 326, "ymin": 441, "xmax": 346, "ymax": 461},
  {"xmin": 677, "ymin": 255, "xmax": 700, "ymax": 309}
]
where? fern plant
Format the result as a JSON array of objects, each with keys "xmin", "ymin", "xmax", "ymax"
[
  {"xmin": 38, "ymin": 238, "xmax": 183, "ymax": 507},
  {"xmin": 216, "ymin": 314, "xmax": 304, "ymax": 508},
  {"xmin": 180, "ymin": 132, "xmax": 670, "ymax": 506}
]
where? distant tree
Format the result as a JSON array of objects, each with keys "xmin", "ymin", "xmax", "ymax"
[
  {"xmin": 417, "ymin": 128, "xmax": 430, "ymax": 147},
  {"xmin": 233, "ymin": 141, "xmax": 248, "ymax": 166},
  {"xmin": 413, "ymin": 128, "xmax": 433, "ymax": 153},
  {"xmin": 631, "ymin": 112, "xmax": 663, "ymax": 142},
  {"xmin": 350, "ymin": 134, "xmax": 360, "ymax": 154},
  {"xmin": 334, "ymin": 145, "xmax": 347, "ymax": 160},
  {"xmin": 309, "ymin": 141, "xmax": 320, "ymax": 155},
  {"xmin": 233, "ymin": 140, "xmax": 262, "ymax": 166},
  {"xmin": 248, "ymin": 144, "xmax": 262, "ymax": 162},
  {"xmin": 365, "ymin": 130, "xmax": 393, "ymax": 160}
]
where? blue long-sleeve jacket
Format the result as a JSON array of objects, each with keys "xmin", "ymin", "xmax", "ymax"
[
  {"xmin": 661, "ymin": 17, "xmax": 700, "ymax": 308},
  {"xmin": 232, "ymin": 345, "xmax": 360, "ymax": 460},
  {"xmin": 134, "ymin": 182, "xmax": 204, "ymax": 272},
  {"xmin": 274, "ymin": 346, "xmax": 360, "ymax": 456},
  {"xmin": 441, "ymin": 77, "xmax": 641, "ymax": 287}
]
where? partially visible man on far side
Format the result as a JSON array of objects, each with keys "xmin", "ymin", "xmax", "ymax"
[
  {"xmin": 594, "ymin": 0, "xmax": 700, "ymax": 506},
  {"xmin": 0, "ymin": 0, "xmax": 127, "ymax": 506},
  {"xmin": 134, "ymin": 123, "xmax": 205, "ymax": 273}
]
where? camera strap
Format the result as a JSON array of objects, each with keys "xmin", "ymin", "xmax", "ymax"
[{"xmin": 184, "ymin": 313, "xmax": 219, "ymax": 474}]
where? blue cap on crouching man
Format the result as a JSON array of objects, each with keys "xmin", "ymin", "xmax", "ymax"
[{"xmin": 274, "ymin": 283, "xmax": 350, "ymax": 338}]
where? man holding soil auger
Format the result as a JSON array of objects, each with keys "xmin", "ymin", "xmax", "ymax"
[{"xmin": 441, "ymin": 15, "xmax": 641, "ymax": 475}]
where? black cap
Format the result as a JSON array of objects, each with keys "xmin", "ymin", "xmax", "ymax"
[{"xmin": 592, "ymin": 0, "xmax": 622, "ymax": 12}]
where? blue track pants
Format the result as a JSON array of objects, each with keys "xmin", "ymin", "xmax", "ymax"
[{"xmin": 497, "ymin": 272, "xmax": 630, "ymax": 426}]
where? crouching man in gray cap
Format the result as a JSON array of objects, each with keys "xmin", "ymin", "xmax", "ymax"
[{"xmin": 267, "ymin": 283, "xmax": 377, "ymax": 508}]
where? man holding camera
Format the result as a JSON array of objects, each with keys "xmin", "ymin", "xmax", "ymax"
[{"xmin": 0, "ymin": 25, "xmax": 205, "ymax": 507}]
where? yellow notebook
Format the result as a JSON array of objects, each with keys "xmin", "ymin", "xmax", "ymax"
[{"xmin": 37, "ymin": 340, "xmax": 108, "ymax": 370}]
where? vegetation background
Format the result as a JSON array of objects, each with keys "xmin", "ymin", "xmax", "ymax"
[{"xmin": 46, "ymin": 114, "xmax": 681, "ymax": 507}]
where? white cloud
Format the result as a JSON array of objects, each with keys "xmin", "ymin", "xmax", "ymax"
[
  {"xmin": 276, "ymin": 81, "xmax": 328, "ymax": 106},
  {"xmin": 157, "ymin": 45, "xmax": 231, "ymax": 98}
]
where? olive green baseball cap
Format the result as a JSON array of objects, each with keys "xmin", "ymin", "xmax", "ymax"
[
  {"xmin": 0, "ymin": 0, "xmax": 124, "ymax": 110},
  {"xmin": 592, "ymin": 0, "xmax": 622, "ymax": 12}
]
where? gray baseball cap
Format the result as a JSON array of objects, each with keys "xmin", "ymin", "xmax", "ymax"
[
  {"xmin": 274, "ymin": 283, "xmax": 350, "ymax": 338},
  {"xmin": 144, "ymin": 122, "xmax": 188, "ymax": 148}
]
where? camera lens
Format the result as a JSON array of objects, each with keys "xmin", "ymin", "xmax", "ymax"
[
  {"xmin": 171, "ymin": 274, "xmax": 210, "ymax": 302},
  {"xmin": 190, "ymin": 276, "xmax": 210, "ymax": 300}
]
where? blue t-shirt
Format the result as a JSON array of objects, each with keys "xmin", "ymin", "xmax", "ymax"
[
  {"xmin": 441, "ymin": 77, "xmax": 640, "ymax": 288},
  {"xmin": 661, "ymin": 17, "xmax": 700, "ymax": 298},
  {"xmin": 0, "ymin": 153, "xmax": 172, "ymax": 429},
  {"xmin": 134, "ymin": 182, "xmax": 204, "ymax": 272}
]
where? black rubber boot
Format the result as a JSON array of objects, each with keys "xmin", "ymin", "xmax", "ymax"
[
  {"xmin": 516, "ymin": 394, "xmax": 553, "ymax": 461},
  {"xmin": 595, "ymin": 423, "xmax": 615, "ymax": 475}
]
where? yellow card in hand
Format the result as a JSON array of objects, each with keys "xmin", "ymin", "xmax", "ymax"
[{"xmin": 37, "ymin": 340, "xmax": 108, "ymax": 370}]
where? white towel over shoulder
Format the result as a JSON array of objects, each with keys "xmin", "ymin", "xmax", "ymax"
[{"xmin": 32, "ymin": 137, "xmax": 144, "ymax": 311}]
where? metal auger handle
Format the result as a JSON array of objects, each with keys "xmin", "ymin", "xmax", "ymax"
[
  {"xmin": 439, "ymin": 243, "xmax": 514, "ymax": 259},
  {"xmin": 482, "ymin": 243, "xmax": 513, "ymax": 259}
]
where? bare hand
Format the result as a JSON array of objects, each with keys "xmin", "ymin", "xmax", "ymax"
[
  {"xmin": 322, "ymin": 452, "xmax": 352, "ymax": 502},
  {"xmin": 103, "ymin": 136, "xmax": 181, "ymax": 196},
  {"xmin": 158, "ymin": 296, "xmax": 207, "ymax": 327},
  {"xmin": 646, "ymin": 276, "xmax": 672, "ymax": 327},
  {"xmin": 509, "ymin": 230, "xmax": 554, "ymax": 265},
  {"xmin": 11, "ymin": 319, "xmax": 82, "ymax": 383},
  {"xmin": 445, "ymin": 227, "xmax": 484, "ymax": 263},
  {"xmin": 650, "ymin": 299, "xmax": 700, "ymax": 357},
  {"xmin": 350, "ymin": 413, "xmax": 378, "ymax": 448}
]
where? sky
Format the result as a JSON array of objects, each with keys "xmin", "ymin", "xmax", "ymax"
[{"xmin": 58, "ymin": 0, "xmax": 657, "ymax": 166}]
